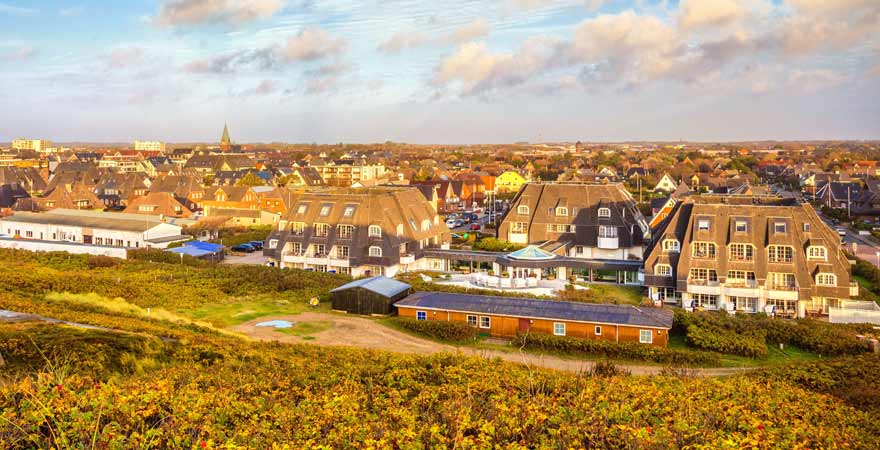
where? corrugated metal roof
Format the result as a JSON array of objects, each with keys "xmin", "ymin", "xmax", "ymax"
[
  {"xmin": 394, "ymin": 292, "xmax": 673, "ymax": 328},
  {"xmin": 331, "ymin": 276, "xmax": 411, "ymax": 297}
]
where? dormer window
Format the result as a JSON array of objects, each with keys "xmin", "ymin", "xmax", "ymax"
[
  {"xmin": 692, "ymin": 242, "xmax": 717, "ymax": 259},
  {"xmin": 343, "ymin": 205, "xmax": 356, "ymax": 217},
  {"xmin": 734, "ymin": 221, "xmax": 747, "ymax": 233},
  {"xmin": 319, "ymin": 205, "xmax": 331, "ymax": 216},
  {"xmin": 803, "ymin": 223, "xmax": 811, "ymax": 232},
  {"xmin": 697, "ymin": 219, "xmax": 710, "ymax": 231},
  {"xmin": 517, "ymin": 205, "xmax": 529, "ymax": 215},
  {"xmin": 807, "ymin": 246, "xmax": 827, "ymax": 261},
  {"xmin": 774, "ymin": 222, "xmax": 787, "ymax": 234},
  {"xmin": 369, "ymin": 225, "xmax": 382, "ymax": 238},
  {"xmin": 556, "ymin": 207, "xmax": 568, "ymax": 217},
  {"xmin": 296, "ymin": 203, "xmax": 308, "ymax": 214},
  {"xmin": 816, "ymin": 273, "xmax": 837, "ymax": 286},
  {"xmin": 369, "ymin": 246, "xmax": 383, "ymax": 257},
  {"xmin": 655, "ymin": 264, "xmax": 672, "ymax": 277},
  {"xmin": 598, "ymin": 207, "xmax": 611, "ymax": 218},
  {"xmin": 662, "ymin": 239, "xmax": 680, "ymax": 253}
]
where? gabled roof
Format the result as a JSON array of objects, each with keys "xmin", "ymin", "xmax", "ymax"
[{"xmin": 330, "ymin": 276, "xmax": 411, "ymax": 297}]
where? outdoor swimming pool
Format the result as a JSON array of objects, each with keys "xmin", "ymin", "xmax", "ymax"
[{"xmin": 255, "ymin": 320, "xmax": 294, "ymax": 329}]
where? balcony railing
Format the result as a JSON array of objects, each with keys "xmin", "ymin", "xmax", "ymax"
[
  {"xmin": 725, "ymin": 279, "xmax": 759, "ymax": 288},
  {"xmin": 688, "ymin": 279, "xmax": 720, "ymax": 286},
  {"xmin": 767, "ymin": 284, "xmax": 798, "ymax": 291}
]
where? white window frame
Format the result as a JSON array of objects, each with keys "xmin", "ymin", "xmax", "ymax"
[
  {"xmin": 466, "ymin": 315, "xmax": 477, "ymax": 327},
  {"xmin": 368, "ymin": 246, "xmax": 383, "ymax": 257},
  {"xmin": 517, "ymin": 205, "xmax": 529, "ymax": 215},
  {"xmin": 337, "ymin": 224, "xmax": 354, "ymax": 239},
  {"xmin": 314, "ymin": 223, "xmax": 330, "ymax": 237},
  {"xmin": 803, "ymin": 223, "xmax": 811, "ymax": 232},
  {"xmin": 768, "ymin": 245, "xmax": 794, "ymax": 263},
  {"xmin": 816, "ymin": 273, "xmax": 837, "ymax": 286},
  {"xmin": 416, "ymin": 311, "xmax": 427, "ymax": 321},
  {"xmin": 662, "ymin": 239, "xmax": 680, "ymax": 253},
  {"xmin": 734, "ymin": 220, "xmax": 747, "ymax": 233},
  {"xmin": 598, "ymin": 207, "xmax": 611, "ymax": 218},
  {"xmin": 594, "ymin": 325, "xmax": 602, "ymax": 336},
  {"xmin": 728, "ymin": 243, "xmax": 754, "ymax": 261},
  {"xmin": 556, "ymin": 207, "xmax": 568, "ymax": 217},
  {"xmin": 774, "ymin": 222, "xmax": 787, "ymax": 234},
  {"xmin": 807, "ymin": 246, "xmax": 827, "ymax": 261},
  {"xmin": 479, "ymin": 316, "xmax": 491, "ymax": 329},
  {"xmin": 368, "ymin": 225, "xmax": 382, "ymax": 238},
  {"xmin": 343, "ymin": 205, "xmax": 355, "ymax": 217},
  {"xmin": 692, "ymin": 242, "xmax": 716, "ymax": 259},
  {"xmin": 296, "ymin": 203, "xmax": 308, "ymax": 214},
  {"xmin": 553, "ymin": 322, "xmax": 566, "ymax": 336},
  {"xmin": 655, "ymin": 264, "xmax": 672, "ymax": 277},
  {"xmin": 598, "ymin": 225, "xmax": 618, "ymax": 238},
  {"xmin": 639, "ymin": 329, "xmax": 653, "ymax": 344},
  {"xmin": 319, "ymin": 205, "xmax": 331, "ymax": 216},
  {"xmin": 697, "ymin": 219, "xmax": 710, "ymax": 231}
]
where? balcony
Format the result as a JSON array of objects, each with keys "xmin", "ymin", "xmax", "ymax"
[
  {"xmin": 508, "ymin": 232, "xmax": 528, "ymax": 244},
  {"xmin": 400, "ymin": 254, "xmax": 416, "ymax": 265},
  {"xmin": 686, "ymin": 279, "xmax": 722, "ymax": 295},
  {"xmin": 281, "ymin": 251, "xmax": 305, "ymax": 263},
  {"xmin": 766, "ymin": 284, "xmax": 799, "ymax": 300}
]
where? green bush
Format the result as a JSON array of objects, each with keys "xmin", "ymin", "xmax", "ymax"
[
  {"xmin": 390, "ymin": 317, "xmax": 477, "ymax": 343},
  {"xmin": 472, "ymin": 237, "xmax": 524, "ymax": 252},
  {"xmin": 516, "ymin": 331, "xmax": 722, "ymax": 366}
]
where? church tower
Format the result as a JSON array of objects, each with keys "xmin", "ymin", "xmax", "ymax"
[{"xmin": 220, "ymin": 123, "xmax": 231, "ymax": 152}]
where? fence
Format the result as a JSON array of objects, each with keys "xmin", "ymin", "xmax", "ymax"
[
  {"xmin": 829, "ymin": 304, "xmax": 880, "ymax": 325},
  {"xmin": 0, "ymin": 238, "xmax": 128, "ymax": 259}
]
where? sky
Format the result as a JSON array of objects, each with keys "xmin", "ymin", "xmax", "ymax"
[{"xmin": 0, "ymin": 0, "xmax": 878, "ymax": 144}]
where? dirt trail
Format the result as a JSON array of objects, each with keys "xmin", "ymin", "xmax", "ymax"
[{"xmin": 234, "ymin": 312, "xmax": 752, "ymax": 377}]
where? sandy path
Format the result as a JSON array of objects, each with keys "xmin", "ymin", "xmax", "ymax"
[{"xmin": 233, "ymin": 312, "xmax": 753, "ymax": 377}]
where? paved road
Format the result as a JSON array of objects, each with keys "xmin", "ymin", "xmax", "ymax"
[
  {"xmin": 234, "ymin": 312, "xmax": 753, "ymax": 377},
  {"xmin": 222, "ymin": 252, "xmax": 270, "ymax": 265}
]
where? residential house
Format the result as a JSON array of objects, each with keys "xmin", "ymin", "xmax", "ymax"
[
  {"xmin": 653, "ymin": 174, "xmax": 678, "ymax": 193},
  {"xmin": 815, "ymin": 181, "xmax": 862, "ymax": 211},
  {"xmin": 644, "ymin": 195, "xmax": 857, "ymax": 317},
  {"xmin": 495, "ymin": 170, "xmax": 527, "ymax": 193},
  {"xmin": 123, "ymin": 192, "xmax": 193, "ymax": 218}
]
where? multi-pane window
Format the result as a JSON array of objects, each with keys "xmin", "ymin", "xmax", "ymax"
[
  {"xmin": 598, "ymin": 207, "xmax": 611, "ymax": 218},
  {"xmin": 768, "ymin": 272, "xmax": 796, "ymax": 289},
  {"xmin": 479, "ymin": 316, "xmax": 491, "ymax": 329},
  {"xmin": 655, "ymin": 264, "xmax": 672, "ymax": 277},
  {"xmin": 556, "ymin": 207, "xmax": 568, "ymax": 216},
  {"xmin": 517, "ymin": 205, "xmax": 529, "ymax": 215},
  {"xmin": 728, "ymin": 243, "xmax": 754, "ymax": 261},
  {"xmin": 553, "ymin": 322, "xmax": 566, "ymax": 336},
  {"xmin": 337, "ymin": 225, "xmax": 354, "ymax": 238},
  {"xmin": 296, "ymin": 203, "xmax": 308, "ymax": 214},
  {"xmin": 291, "ymin": 242, "xmax": 302, "ymax": 254},
  {"xmin": 662, "ymin": 239, "xmax": 680, "ymax": 252},
  {"xmin": 691, "ymin": 293, "xmax": 718, "ymax": 308},
  {"xmin": 416, "ymin": 311, "xmax": 427, "ymax": 321},
  {"xmin": 598, "ymin": 225, "xmax": 618, "ymax": 238},
  {"xmin": 511, "ymin": 222, "xmax": 527, "ymax": 233},
  {"xmin": 767, "ymin": 298, "xmax": 797, "ymax": 314},
  {"xmin": 314, "ymin": 223, "xmax": 330, "ymax": 237},
  {"xmin": 368, "ymin": 225, "xmax": 382, "ymax": 237},
  {"xmin": 312, "ymin": 244, "xmax": 326, "ymax": 256},
  {"xmin": 319, "ymin": 205, "xmax": 331, "ymax": 216},
  {"xmin": 726, "ymin": 270, "xmax": 756, "ymax": 284},
  {"xmin": 369, "ymin": 246, "xmax": 382, "ymax": 257},
  {"xmin": 336, "ymin": 246, "xmax": 349, "ymax": 258},
  {"xmin": 639, "ymin": 330, "xmax": 653, "ymax": 344},
  {"xmin": 732, "ymin": 296, "xmax": 758, "ymax": 313},
  {"xmin": 807, "ymin": 246, "xmax": 827, "ymax": 261},
  {"xmin": 689, "ymin": 268, "xmax": 718, "ymax": 282},
  {"xmin": 768, "ymin": 245, "xmax": 794, "ymax": 263},
  {"xmin": 343, "ymin": 205, "xmax": 356, "ymax": 217},
  {"xmin": 816, "ymin": 273, "xmax": 837, "ymax": 286},
  {"xmin": 692, "ymin": 242, "xmax": 716, "ymax": 259},
  {"xmin": 547, "ymin": 224, "xmax": 575, "ymax": 233},
  {"xmin": 466, "ymin": 315, "xmax": 477, "ymax": 327}
]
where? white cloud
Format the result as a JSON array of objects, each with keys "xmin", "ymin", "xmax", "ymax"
[
  {"xmin": 0, "ymin": 2, "xmax": 37, "ymax": 15},
  {"xmin": 241, "ymin": 79, "xmax": 278, "ymax": 96},
  {"xmin": 283, "ymin": 26, "xmax": 345, "ymax": 61},
  {"xmin": 378, "ymin": 31, "xmax": 428, "ymax": 53},
  {"xmin": 449, "ymin": 19, "xmax": 491, "ymax": 44},
  {"xmin": 678, "ymin": 0, "xmax": 748, "ymax": 30},
  {"xmin": 3, "ymin": 45, "xmax": 36, "ymax": 61},
  {"xmin": 788, "ymin": 69, "xmax": 847, "ymax": 92},
  {"xmin": 105, "ymin": 47, "xmax": 146, "ymax": 69},
  {"xmin": 154, "ymin": 0, "xmax": 284, "ymax": 27}
]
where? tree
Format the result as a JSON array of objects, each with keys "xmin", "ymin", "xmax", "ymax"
[{"xmin": 236, "ymin": 172, "xmax": 266, "ymax": 187}]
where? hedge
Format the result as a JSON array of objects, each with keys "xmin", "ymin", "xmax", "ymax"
[
  {"xmin": 516, "ymin": 331, "xmax": 722, "ymax": 366},
  {"xmin": 390, "ymin": 317, "xmax": 477, "ymax": 343}
]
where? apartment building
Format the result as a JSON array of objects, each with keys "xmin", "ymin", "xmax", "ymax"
[
  {"xmin": 644, "ymin": 195, "xmax": 857, "ymax": 317},
  {"xmin": 12, "ymin": 139, "xmax": 53, "ymax": 153},
  {"xmin": 134, "ymin": 140, "xmax": 166, "ymax": 153},
  {"xmin": 264, "ymin": 187, "xmax": 450, "ymax": 276},
  {"xmin": 310, "ymin": 160, "xmax": 387, "ymax": 187}
]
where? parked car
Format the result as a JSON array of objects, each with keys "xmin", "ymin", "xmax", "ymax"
[
  {"xmin": 446, "ymin": 219, "xmax": 457, "ymax": 228},
  {"xmin": 466, "ymin": 212, "xmax": 479, "ymax": 222},
  {"xmin": 836, "ymin": 227, "xmax": 847, "ymax": 236},
  {"xmin": 469, "ymin": 223, "xmax": 481, "ymax": 231},
  {"xmin": 454, "ymin": 219, "xmax": 464, "ymax": 228},
  {"xmin": 231, "ymin": 243, "xmax": 256, "ymax": 253},
  {"xmin": 248, "ymin": 240, "xmax": 264, "ymax": 250}
]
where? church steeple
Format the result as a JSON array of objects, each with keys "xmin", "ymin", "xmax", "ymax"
[{"xmin": 220, "ymin": 123, "xmax": 231, "ymax": 151}]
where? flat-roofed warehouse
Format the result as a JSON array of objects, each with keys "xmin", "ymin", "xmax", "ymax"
[
  {"xmin": 330, "ymin": 276, "xmax": 412, "ymax": 315},
  {"xmin": 395, "ymin": 292, "xmax": 673, "ymax": 346}
]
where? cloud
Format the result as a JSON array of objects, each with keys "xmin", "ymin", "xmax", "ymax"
[
  {"xmin": 449, "ymin": 19, "xmax": 491, "ymax": 44},
  {"xmin": 104, "ymin": 47, "xmax": 146, "ymax": 69},
  {"xmin": 678, "ymin": 0, "xmax": 748, "ymax": 30},
  {"xmin": 60, "ymin": 4, "xmax": 85, "ymax": 16},
  {"xmin": 787, "ymin": 69, "xmax": 848, "ymax": 92},
  {"xmin": 184, "ymin": 47, "xmax": 278, "ymax": 74},
  {"xmin": 3, "ymin": 45, "xmax": 36, "ymax": 61},
  {"xmin": 241, "ymin": 79, "xmax": 278, "ymax": 96},
  {"xmin": 154, "ymin": 0, "xmax": 284, "ymax": 27},
  {"xmin": 378, "ymin": 31, "xmax": 428, "ymax": 53},
  {"xmin": 282, "ymin": 26, "xmax": 345, "ymax": 61},
  {"xmin": 0, "ymin": 2, "xmax": 37, "ymax": 15}
]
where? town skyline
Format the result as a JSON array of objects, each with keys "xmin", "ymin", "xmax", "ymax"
[{"xmin": 1, "ymin": 0, "xmax": 878, "ymax": 143}]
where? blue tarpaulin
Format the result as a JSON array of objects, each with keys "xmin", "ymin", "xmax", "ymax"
[
  {"xmin": 184, "ymin": 241, "xmax": 224, "ymax": 252},
  {"xmin": 166, "ymin": 246, "xmax": 214, "ymax": 257}
]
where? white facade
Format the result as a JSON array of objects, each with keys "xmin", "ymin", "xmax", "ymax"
[
  {"xmin": 134, "ymin": 140, "xmax": 166, "ymax": 152},
  {"xmin": 12, "ymin": 139, "xmax": 52, "ymax": 153}
]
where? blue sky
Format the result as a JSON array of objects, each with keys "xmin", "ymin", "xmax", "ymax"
[{"xmin": 1, "ymin": 0, "xmax": 878, "ymax": 143}]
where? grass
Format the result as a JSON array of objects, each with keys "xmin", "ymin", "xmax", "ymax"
[
  {"xmin": 275, "ymin": 320, "xmax": 333, "ymax": 337},
  {"xmin": 853, "ymin": 275, "xmax": 880, "ymax": 304},
  {"xmin": 577, "ymin": 283, "xmax": 644, "ymax": 305},
  {"xmin": 667, "ymin": 333, "xmax": 822, "ymax": 368},
  {"xmin": 181, "ymin": 298, "xmax": 330, "ymax": 327}
]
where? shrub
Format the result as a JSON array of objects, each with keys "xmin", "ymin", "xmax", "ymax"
[
  {"xmin": 516, "ymin": 331, "xmax": 722, "ymax": 366},
  {"xmin": 87, "ymin": 255, "xmax": 120, "ymax": 268},
  {"xmin": 472, "ymin": 237, "xmax": 524, "ymax": 252},
  {"xmin": 390, "ymin": 317, "xmax": 477, "ymax": 343}
]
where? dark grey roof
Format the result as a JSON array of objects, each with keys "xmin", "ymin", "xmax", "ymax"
[
  {"xmin": 395, "ymin": 292, "xmax": 673, "ymax": 329},
  {"xmin": 331, "ymin": 276, "xmax": 411, "ymax": 297}
]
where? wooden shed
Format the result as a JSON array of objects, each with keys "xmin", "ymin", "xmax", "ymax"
[{"xmin": 330, "ymin": 276, "xmax": 412, "ymax": 315}]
